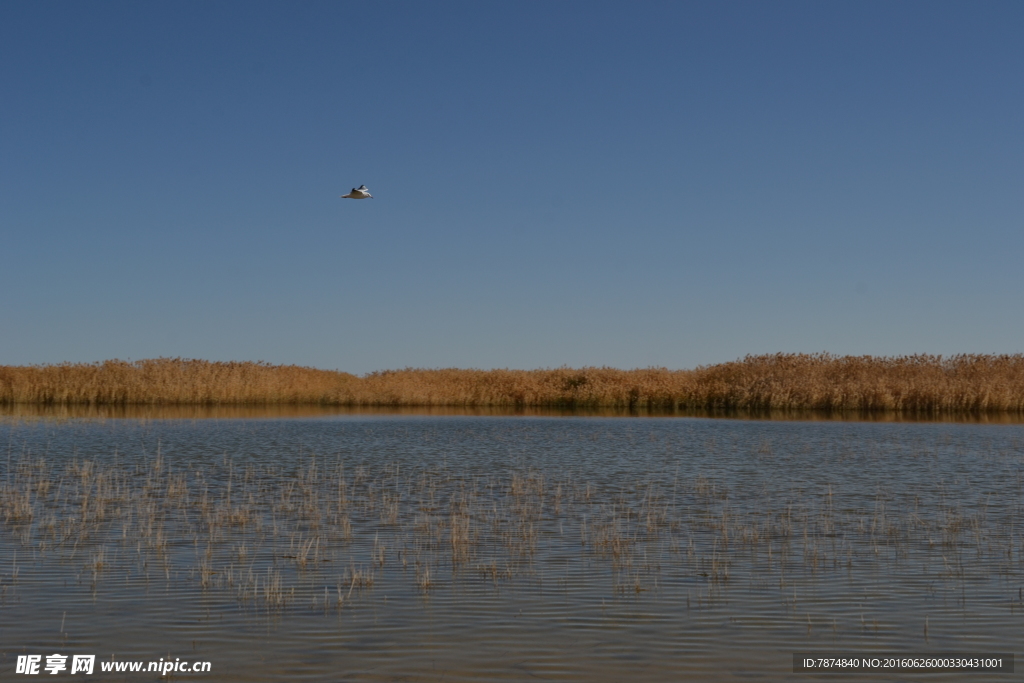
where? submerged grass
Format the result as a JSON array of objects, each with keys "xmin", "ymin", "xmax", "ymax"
[{"xmin": 3, "ymin": 353, "xmax": 1024, "ymax": 413}]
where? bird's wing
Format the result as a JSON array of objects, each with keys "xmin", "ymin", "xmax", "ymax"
[{"xmin": 357, "ymin": 185, "xmax": 367, "ymax": 191}]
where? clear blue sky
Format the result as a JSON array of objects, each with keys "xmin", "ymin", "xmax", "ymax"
[{"xmin": 2, "ymin": 1, "xmax": 1022, "ymax": 373}]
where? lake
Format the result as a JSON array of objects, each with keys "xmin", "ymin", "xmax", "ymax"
[{"xmin": 1, "ymin": 411, "xmax": 1021, "ymax": 680}]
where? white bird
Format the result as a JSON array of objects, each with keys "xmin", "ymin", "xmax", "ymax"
[{"xmin": 341, "ymin": 185, "xmax": 373, "ymax": 199}]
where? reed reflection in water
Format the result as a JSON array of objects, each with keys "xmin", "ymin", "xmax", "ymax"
[
  {"xmin": 1, "ymin": 416, "xmax": 1022, "ymax": 681},
  {"xmin": 5, "ymin": 402, "xmax": 1024, "ymax": 422}
]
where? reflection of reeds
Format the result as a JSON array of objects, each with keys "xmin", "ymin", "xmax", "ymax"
[{"xmin": 3, "ymin": 354, "xmax": 1024, "ymax": 413}]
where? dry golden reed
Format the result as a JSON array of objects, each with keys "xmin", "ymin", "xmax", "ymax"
[{"xmin": 2, "ymin": 354, "xmax": 1024, "ymax": 413}]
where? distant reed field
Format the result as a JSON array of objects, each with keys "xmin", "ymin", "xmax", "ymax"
[{"xmin": 2, "ymin": 354, "xmax": 1024, "ymax": 413}]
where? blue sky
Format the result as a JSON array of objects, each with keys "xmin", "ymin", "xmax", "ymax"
[{"xmin": 2, "ymin": 1, "xmax": 1022, "ymax": 373}]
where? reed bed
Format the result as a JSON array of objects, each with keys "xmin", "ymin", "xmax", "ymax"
[
  {"xmin": 2, "ymin": 354, "xmax": 1024, "ymax": 413},
  {"xmin": 1, "ymin": 450, "xmax": 1020, "ymax": 616}
]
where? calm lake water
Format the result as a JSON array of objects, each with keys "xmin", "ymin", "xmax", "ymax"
[{"xmin": 1, "ymin": 411, "xmax": 1021, "ymax": 681}]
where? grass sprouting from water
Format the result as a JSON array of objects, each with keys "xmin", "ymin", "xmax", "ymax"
[{"xmin": 2, "ymin": 448, "xmax": 1021, "ymax": 617}]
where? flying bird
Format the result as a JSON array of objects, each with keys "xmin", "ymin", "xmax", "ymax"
[{"xmin": 341, "ymin": 185, "xmax": 373, "ymax": 199}]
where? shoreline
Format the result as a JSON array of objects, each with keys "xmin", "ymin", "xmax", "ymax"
[{"xmin": 3, "ymin": 403, "xmax": 1024, "ymax": 423}]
